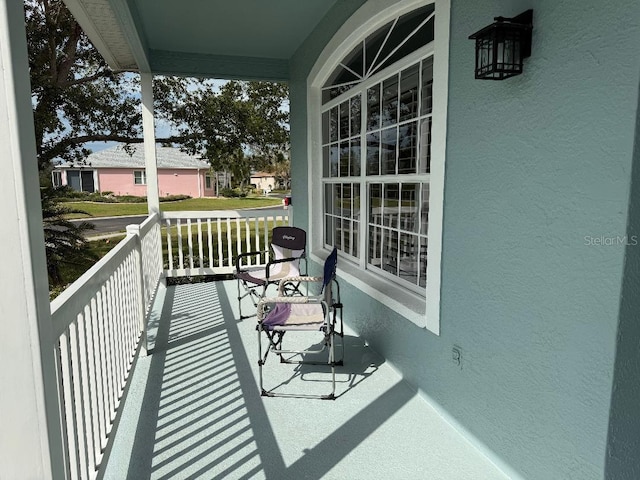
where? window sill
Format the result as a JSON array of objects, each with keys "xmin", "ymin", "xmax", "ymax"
[{"xmin": 310, "ymin": 250, "xmax": 426, "ymax": 328}]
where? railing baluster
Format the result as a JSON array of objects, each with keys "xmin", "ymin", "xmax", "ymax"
[
  {"xmin": 86, "ymin": 300, "xmax": 102, "ymax": 466},
  {"xmin": 235, "ymin": 218, "xmax": 242, "ymax": 267},
  {"xmin": 177, "ymin": 218, "xmax": 184, "ymax": 269},
  {"xmin": 217, "ymin": 218, "xmax": 223, "ymax": 267},
  {"xmin": 80, "ymin": 307, "xmax": 99, "ymax": 475},
  {"xmin": 105, "ymin": 278, "xmax": 118, "ymax": 420},
  {"xmin": 114, "ymin": 266, "xmax": 126, "ymax": 391},
  {"xmin": 263, "ymin": 217, "xmax": 268, "ymax": 264},
  {"xmin": 245, "ymin": 220, "xmax": 251, "ymax": 266},
  {"xmin": 197, "ymin": 219, "xmax": 204, "ymax": 268},
  {"xmin": 226, "ymin": 218, "xmax": 232, "ymax": 267},
  {"xmin": 69, "ymin": 317, "xmax": 90, "ymax": 479},
  {"xmin": 94, "ymin": 289, "xmax": 109, "ymax": 448},
  {"xmin": 122, "ymin": 255, "xmax": 134, "ymax": 357},
  {"xmin": 207, "ymin": 219, "xmax": 213, "ymax": 268},
  {"xmin": 187, "ymin": 219, "xmax": 194, "ymax": 270},
  {"xmin": 166, "ymin": 218, "xmax": 173, "ymax": 272},
  {"xmin": 254, "ymin": 217, "xmax": 260, "ymax": 264},
  {"xmin": 59, "ymin": 331, "xmax": 80, "ymax": 480}
]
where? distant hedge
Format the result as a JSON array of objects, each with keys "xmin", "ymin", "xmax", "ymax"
[{"xmin": 57, "ymin": 188, "xmax": 191, "ymax": 203}]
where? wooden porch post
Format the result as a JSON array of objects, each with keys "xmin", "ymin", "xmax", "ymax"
[
  {"xmin": 141, "ymin": 71, "xmax": 160, "ymax": 214},
  {"xmin": 0, "ymin": 1, "xmax": 64, "ymax": 478}
]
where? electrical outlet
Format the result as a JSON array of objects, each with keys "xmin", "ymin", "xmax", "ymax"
[{"xmin": 452, "ymin": 345, "xmax": 462, "ymax": 369}]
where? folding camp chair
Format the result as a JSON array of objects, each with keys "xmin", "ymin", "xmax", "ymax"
[
  {"xmin": 257, "ymin": 248, "xmax": 343, "ymax": 400},
  {"xmin": 235, "ymin": 226, "xmax": 307, "ymax": 319}
]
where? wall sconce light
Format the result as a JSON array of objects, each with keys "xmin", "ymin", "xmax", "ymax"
[{"xmin": 469, "ymin": 10, "xmax": 533, "ymax": 80}]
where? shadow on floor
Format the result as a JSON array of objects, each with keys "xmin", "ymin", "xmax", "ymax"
[{"xmin": 124, "ymin": 281, "xmax": 414, "ymax": 479}]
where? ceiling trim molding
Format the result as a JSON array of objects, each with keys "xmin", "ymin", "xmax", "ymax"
[
  {"xmin": 107, "ymin": 0, "xmax": 150, "ymax": 72},
  {"xmin": 149, "ymin": 50, "xmax": 290, "ymax": 81},
  {"xmin": 63, "ymin": 0, "xmax": 134, "ymax": 70}
]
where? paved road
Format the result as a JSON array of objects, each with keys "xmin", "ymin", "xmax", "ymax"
[
  {"xmin": 71, "ymin": 205, "xmax": 285, "ymax": 237},
  {"xmin": 70, "ymin": 215, "xmax": 147, "ymax": 236}
]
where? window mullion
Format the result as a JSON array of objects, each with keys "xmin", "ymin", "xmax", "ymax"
[{"xmin": 359, "ymin": 89, "xmax": 367, "ymax": 270}]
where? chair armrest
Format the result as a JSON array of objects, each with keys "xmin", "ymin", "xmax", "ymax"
[
  {"xmin": 235, "ymin": 250, "xmax": 268, "ymax": 270},
  {"xmin": 277, "ymin": 276, "xmax": 322, "ymax": 295},
  {"xmin": 260, "ymin": 295, "xmax": 324, "ymax": 305},
  {"xmin": 257, "ymin": 295, "xmax": 326, "ymax": 321}
]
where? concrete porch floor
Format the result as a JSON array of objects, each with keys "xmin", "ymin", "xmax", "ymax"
[{"xmin": 103, "ymin": 280, "xmax": 510, "ymax": 480}]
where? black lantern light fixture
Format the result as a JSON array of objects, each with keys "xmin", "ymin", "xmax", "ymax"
[{"xmin": 469, "ymin": 10, "xmax": 533, "ymax": 80}]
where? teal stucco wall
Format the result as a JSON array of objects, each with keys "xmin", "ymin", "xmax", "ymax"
[
  {"xmin": 605, "ymin": 71, "xmax": 640, "ymax": 480},
  {"xmin": 289, "ymin": 1, "xmax": 640, "ymax": 479}
]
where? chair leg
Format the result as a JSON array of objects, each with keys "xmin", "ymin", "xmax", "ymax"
[
  {"xmin": 258, "ymin": 327, "xmax": 266, "ymax": 396},
  {"xmin": 238, "ymin": 277, "xmax": 243, "ymax": 319},
  {"xmin": 326, "ymin": 330, "xmax": 336, "ymax": 400}
]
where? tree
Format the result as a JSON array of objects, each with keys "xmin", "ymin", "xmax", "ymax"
[
  {"xmin": 25, "ymin": 0, "xmax": 289, "ymax": 179},
  {"xmin": 25, "ymin": 0, "xmax": 290, "ymax": 286},
  {"xmin": 173, "ymin": 80, "xmax": 290, "ymax": 185},
  {"xmin": 270, "ymin": 152, "xmax": 291, "ymax": 190}
]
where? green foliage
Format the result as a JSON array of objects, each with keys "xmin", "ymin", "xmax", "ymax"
[
  {"xmin": 41, "ymin": 187, "xmax": 97, "ymax": 286},
  {"xmin": 26, "ymin": 0, "xmax": 138, "ymax": 170},
  {"xmin": 49, "ymin": 236, "xmax": 125, "ymax": 299},
  {"xmin": 173, "ymin": 81, "xmax": 290, "ymax": 185},
  {"xmin": 160, "ymin": 194, "xmax": 191, "ymax": 202},
  {"xmin": 219, "ymin": 187, "xmax": 247, "ymax": 198},
  {"xmin": 25, "ymin": 0, "xmax": 291, "ymax": 292},
  {"xmin": 57, "ymin": 191, "xmax": 192, "ymax": 204}
]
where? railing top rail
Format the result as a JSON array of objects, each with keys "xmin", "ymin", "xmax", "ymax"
[
  {"xmin": 137, "ymin": 212, "xmax": 160, "ymax": 236},
  {"xmin": 50, "ymin": 234, "xmax": 137, "ymax": 338},
  {"xmin": 160, "ymin": 209, "xmax": 286, "ymax": 220}
]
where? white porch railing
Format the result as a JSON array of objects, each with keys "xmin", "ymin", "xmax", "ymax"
[
  {"xmin": 162, "ymin": 208, "xmax": 289, "ymax": 277},
  {"xmin": 49, "ymin": 208, "xmax": 289, "ymax": 479},
  {"xmin": 50, "ymin": 213, "xmax": 162, "ymax": 480}
]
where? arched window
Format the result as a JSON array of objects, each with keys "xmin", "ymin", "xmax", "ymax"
[
  {"xmin": 320, "ymin": 5, "xmax": 435, "ymax": 294},
  {"xmin": 309, "ymin": 0, "xmax": 449, "ymax": 333}
]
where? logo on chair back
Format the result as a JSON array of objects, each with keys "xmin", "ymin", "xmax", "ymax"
[{"xmin": 283, "ymin": 235, "xmax": 296, "ymax": 241}]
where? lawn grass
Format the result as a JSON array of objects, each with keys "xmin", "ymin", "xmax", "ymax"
[
  {"xmin": 52, "ymin": 215, "xmax": 287, "ymax": 297},
  {"xmin": 65, "ymin": 197, "xmax": 282, "ymax": 218},
  {"xmin": 162, "ymin": 218, "xmax": 287, "ymax": 270}
]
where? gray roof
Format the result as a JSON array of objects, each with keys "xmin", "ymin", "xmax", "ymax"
[{"xmin": 79, "ymin": 145, "xmax": 210, "ymax": 170}]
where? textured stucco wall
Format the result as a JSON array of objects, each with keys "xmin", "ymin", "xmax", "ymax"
[
  {"xmin": 289, "ymin": 1, "xmax": 640, "ymax": 479},
  {"xmin": 289, "ymin": 0, "xmax": 367, "ymax": 231},
  {"xmin": 605, "ymin": 75, "xmax": 640, "ymax": 480},
  {"xmin": 97, "ymin": 168, "xmax": 206, "ymax": 197}
]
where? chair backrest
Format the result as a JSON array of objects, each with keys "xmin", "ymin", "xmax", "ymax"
[
  {"xmin": 321, "ymin": 248, "xmax": 338, "ymax": 301},
  {"xmin": 269, "ymin": 227, "xmax": 306, "ymax": 278},
  {"xmin": 271, "ymin": 226, "xmax": 306, "ymax": 252}
]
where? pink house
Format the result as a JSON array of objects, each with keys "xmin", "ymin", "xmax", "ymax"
[{"xmin": 52, "ymin": 145, "xmax": 227, "ymax": 198}]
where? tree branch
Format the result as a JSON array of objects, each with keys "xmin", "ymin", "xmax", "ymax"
[{"xmin": 60, "ymin": 69, "xmax": 111, "ymax": 88}]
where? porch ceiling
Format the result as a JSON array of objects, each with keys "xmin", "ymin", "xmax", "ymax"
[{"xmin": 62, "ymin": 0, "xmax": 338, "ymax": 81}]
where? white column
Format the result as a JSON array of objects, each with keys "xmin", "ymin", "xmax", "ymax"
[
  {"xmin": 141, "ymin": 71, "xmax": 160, "ymax": 214},
  {"xmin": 0, "ymin": 1, "xmax": 64, "ymax": 478}
]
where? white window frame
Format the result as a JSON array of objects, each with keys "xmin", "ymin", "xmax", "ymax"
[
  {"xmin": 133, "ymin": 170, "xmax": 147, "ymax": 185},
  {"xmin": 307, "ymin": 0, "xmax": 449, "ymax": 335}
]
